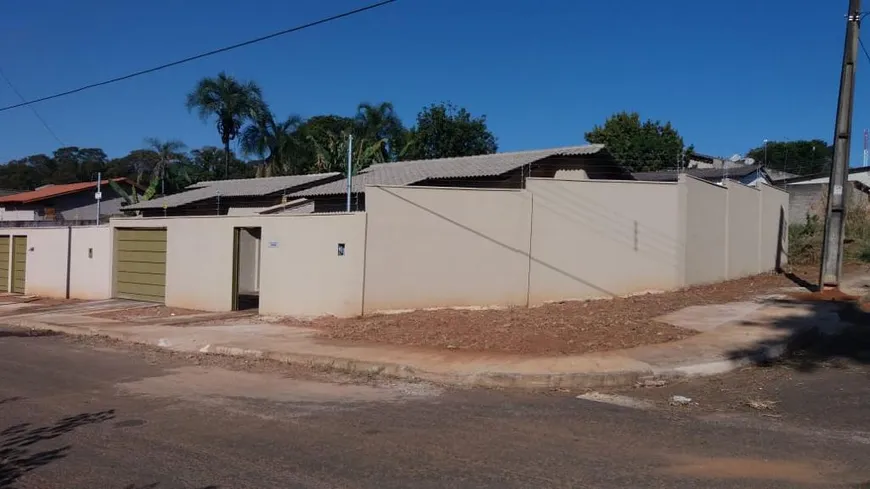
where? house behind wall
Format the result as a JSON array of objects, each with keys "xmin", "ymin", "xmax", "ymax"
[
  {"xmin": 20, "ymin": 175, "xmax": 788, "ymax": 318},
  {"xmin": 785, "ymin": 181, "xmax": 870, "ymax": 225}
]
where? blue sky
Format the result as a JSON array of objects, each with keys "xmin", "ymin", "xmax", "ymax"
[{"xmin": 0, "ymin": 0, "xmax": 863, "ymax": 166}]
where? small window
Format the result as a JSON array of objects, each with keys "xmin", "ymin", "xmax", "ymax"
[{"xmin": 44, "ymin": 207, "xmax": 56, "ymax": 220}]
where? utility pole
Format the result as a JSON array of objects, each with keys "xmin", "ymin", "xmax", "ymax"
[
  {"xmin": 346, "ymin": 134, "xmax": 353, "ymax": 212},
  {"xmin": 95, "ymin": 172, "xmax": 102, "ymax": 225},
  {"xmin": 820, "ymin": 0, "xmax": 861, "ymax": 291}
]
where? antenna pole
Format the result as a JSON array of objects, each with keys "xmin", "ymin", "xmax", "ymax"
[{"xmin": 819, "ymin": 0, "xmax": 861, "ymax": 291}]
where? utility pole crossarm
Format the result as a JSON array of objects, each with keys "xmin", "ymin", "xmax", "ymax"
[{"xmin": 819, "ymin": 0, "xmax": 861, "ymax": 290}]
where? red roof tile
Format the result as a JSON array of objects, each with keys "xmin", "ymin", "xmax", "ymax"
[{"xmin": 0, "ymin": 178, "xmax": 134, "ymax": 204}]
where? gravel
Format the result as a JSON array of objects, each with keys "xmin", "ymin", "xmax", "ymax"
[{"xmin": 301, "ymin": 271, "xmax": 810, "ymax": 356}]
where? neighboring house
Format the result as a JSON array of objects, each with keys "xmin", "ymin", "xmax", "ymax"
[
  {"xmin": 783, "ymin": 180, "xmax": 870, "ymax": 225},
  {"xmin": 288, "ymin": 145, "xmax": 633, "ymax": 212},
  {"xmin": 632, "ymin": 164, "xmax": 773, "ymax": 187},
  {"xmin": 774, "ymin": 166, "xmax": 870, "ymax": 187},
  {"xmin": 123, "ymin": 173, "xmax": 342, "ymax": 217},
  {"xmin": 0, "ymin": 178, "xmax": 136, "ymax": 223}
]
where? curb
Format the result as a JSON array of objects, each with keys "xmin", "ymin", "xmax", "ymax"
[{"xmin": 1, "ymin": 317, "xmax": 827, "ymax": 390}]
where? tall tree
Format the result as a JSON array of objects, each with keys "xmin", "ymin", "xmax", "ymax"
[
  {"xmin": 355, "ymin": 102, "xmax": 406, "ymax": 161},
  {"xmin": 186, "ymin": 72, "xmax": 263, "ymax": 179},
  {"xmin": 401, "ymin": 102, "xmax": 497, "ymax": 160},
  {"xmin": 187, "ymin": 147, "xmax": 253, "ymax": 182},
  {"xmin": 584, "ymin": 111, "xmax": 687, "ymax": 172},
  {"xmin": 108, "ymin": 149, "xmax": 159, "ymax": 184},
  {"xmin": 144, "ymin": 138, "xmax": 187, "ymax": 197},
  {"xmin": 746, "ymin": 139, "xmax": 833, "ymax": 176},
  {"xmin": 241, "ymin": 111, "xmax": 303, "ymax": 177}
]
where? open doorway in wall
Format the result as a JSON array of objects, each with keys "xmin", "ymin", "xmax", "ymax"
[{"xmin": 232, "ymin": 227, "xmax": 262, "ymax": 311}]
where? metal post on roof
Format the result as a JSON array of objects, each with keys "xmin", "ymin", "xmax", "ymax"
[
  {"xmin": 95, "ymin": 172, "xmax": 102, "ymax": 226},
  {"xmin": 346, "ymin": 134, "xmax": 353, "ymax": 212}
]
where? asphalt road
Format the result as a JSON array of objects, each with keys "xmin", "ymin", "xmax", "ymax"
[{"xmin": 1, "ymin": 328, "xmax": 870, "ymax": 489}]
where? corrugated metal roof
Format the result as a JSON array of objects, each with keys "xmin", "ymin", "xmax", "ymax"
[
  {"xmin": 291, "ymin": 145, "xmax": 607, "ymax": 197},
  {"xmin": 633, "ymin": 164, "xmax": 764, "ymax": 182},
  {"xmin": 125, "ymin": 172, "xmax": 340, "ymax": 210}
]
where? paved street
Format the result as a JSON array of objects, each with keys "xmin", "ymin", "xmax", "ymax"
[{"xmin": 1, "ymin": 328, "xmax": 870, "ymax": 488}]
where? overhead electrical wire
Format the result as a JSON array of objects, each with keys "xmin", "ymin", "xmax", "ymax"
[
  {"xmin": 0, "ymin": 0, "xmax": 397, "ymax": 113},
  {"xmin": 0, "ymin": 66, "xmax": 65, "ymax": 144}
]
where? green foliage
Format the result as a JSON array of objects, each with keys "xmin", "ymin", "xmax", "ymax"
[
  {"xmin": 241, "ymin": 112, "xmax": 304, "ymax": 177},
  {"xmin": 788, "ymin": 202, "xmax": 870, "ymax": 265},
  {"xmin": 858, "ymin": 242, "xmax": 870, "ymax": 263},
  {"xmin": 584, "ymin": 112, "xmax": 686, "ymax": 172},
  {"xmin": 186, "ymin": 72, "xmax": 263, "ymax": 178},
  {"xmin": 109, "ymin": 180, "xmax": 140, "ymax": 205},
  {"xmin": 400, "ymin": 102, "xmax": 497, "ymax": 160},
  {"xmin": 788, "ymin": 214, "xmax": 823, "ymax": 265},
  {"xmin": 746, "ymin": 140, "xmax": 832, "ymax": 176}
]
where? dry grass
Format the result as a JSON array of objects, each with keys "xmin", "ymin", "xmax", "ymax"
[{"xmin": 302, "ymin": 272, "xmax": 805, "ymax": 356}]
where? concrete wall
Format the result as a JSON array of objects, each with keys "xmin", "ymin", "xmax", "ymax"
[
  {"xmin": 527, "ymin": 179, "xmax": 682, "ymax": 303},
  {"xmin": 259, "ymin": 213, "xmax": 366, "ymax": 318},
  {"xmin": 0, "ymin": 226, "xmax": 113, "ymax": 299},
  {"xmin": 112, "ymin": 216, "xmax": 250, "ymax": 311},
  {"xmin": 363, "ymin": 186, "xmax": 532, "ymax": 312},
  {"xmin": 682, "ymin": 176, "xmax": 728, "ymax": 286},
  {"xmin": 786, "ymin": 182, "xmax": 869, "ymax": 225},
  {"xmin": 68, "ymin": 227, "xmax": 113, "ymax": 299},
  {"xmin": 759, "ymin": 183, "xmax": 789, "ymax": 271},
  {"xmin": 111, "ymin": 214, "xmax": 367, "ymax": 316},
  {"xmin": 726, "ymin": 180, "xmax": 762, "ymax": 279},
  {"xmin": 19, "ymin": 228, "xmax": 68, "ymax": 297}
]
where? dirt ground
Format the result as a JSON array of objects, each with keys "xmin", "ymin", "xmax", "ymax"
[
  {"xmin": 303, "ymin": 265, "xmax": 863, "ymax": 356},
  {"xmin": 91, "ymin": 305, "xmax": 202, "ymax": 322}
]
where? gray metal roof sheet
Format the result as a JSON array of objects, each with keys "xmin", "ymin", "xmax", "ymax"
[
  {"xmin": 291, "ymin": 145, "xmax": 607, "ymax": 197},
  {"xmin": 633, "ymin": 164, "xmax": 764, "ymax": 182},
  {"xmin": 125, "ymin": 172, "xmax": 340, "ymax": 210}
]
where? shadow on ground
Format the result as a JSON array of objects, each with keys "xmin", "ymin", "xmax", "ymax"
[
  {"xmin": 728, "ymin": 269, "xmax": 870, "ymax": 373},
  {"xmin": 0, "ymin": 328, "xmax": 59, "ymax": 339},
  {"xmin": 0, "ymin": 410, "xmax": 115, "ymax": 488},
  {"xmin": 122, "ymin": 485, "xmax": 218, "ymax": 489}
]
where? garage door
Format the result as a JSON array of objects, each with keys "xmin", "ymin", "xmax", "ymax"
[
  {"xmin": 114, "ymin": 229, "xmax": 167, "ymax": 302},
  {"xmin": 0, "ymin": 237, "xmax": 8, "ymax": 293},
  {"xmin": 11, "ymin": 236, "xmax": 26, "ymax": 294}
]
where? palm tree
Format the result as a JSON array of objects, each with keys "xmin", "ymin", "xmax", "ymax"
[
  {"xmin": 186, "ymin": 72, "xmax": 263, "ymax": 179},
  {"xmin": 144, "ymin": 137, "xmax": 186, "ymax": 197},
  {"xmin": 309, "ymin": 129, "xmax": 386, "ymax": 174},
  {"xmin": 355, "ymin": 102, "xmax": 405, "ymax": 161},
  {"xmin": 241, "ymin": 111, "xmax": 303, "ymax": 177}
]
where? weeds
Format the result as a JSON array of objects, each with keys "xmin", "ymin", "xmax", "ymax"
[{"xmin": 789, "ymin": 198, "xmax": 870, "ymax": 264}]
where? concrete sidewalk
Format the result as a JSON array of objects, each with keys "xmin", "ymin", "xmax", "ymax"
[{"xmin": 0, "ymin": 287, "xmax": 858, "ymax": 389}]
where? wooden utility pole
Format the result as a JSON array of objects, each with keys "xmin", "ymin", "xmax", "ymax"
[{"xmin": 820, "ymin": 0, "xmax": 862, "ymax": 290}]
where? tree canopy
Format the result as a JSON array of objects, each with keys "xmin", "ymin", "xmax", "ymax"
[
  {"xmin": 400, "ymin": 102, "xmax": 497, "ymax": 160},
  {"xmin": 0, "ymin": 72, "xmax": 503, "ymax": 193},
  {"xmin": 584, "ymin": 111, "xmax": 688, "ymax": 172},
  {"xmin": 746, "ymin": 139, "xmax": 833, "ymax": 176}
]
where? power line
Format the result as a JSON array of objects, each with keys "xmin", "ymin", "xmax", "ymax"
[
  {"xmin": 860, "ymin": 36, "xmax": 870, "ymax": 65},
  {"xmin": 0, "ymin": 66, "xmax": 65, "ymax": 145},
  {"xmin": 0, "ymin": 0, "xmax": 397, "ymax": 113}
]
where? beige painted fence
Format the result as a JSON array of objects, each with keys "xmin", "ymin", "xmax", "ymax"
[
  {"xmin": 0, "ymin": 226, "xmax": 113, "ymax": 299},
  {"xmin": 15, "ymin": 175, "xmax": 788, "ymax": 318}
]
